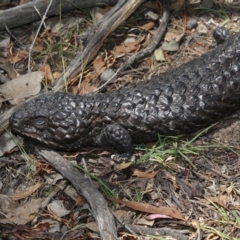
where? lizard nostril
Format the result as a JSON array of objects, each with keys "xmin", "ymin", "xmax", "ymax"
[{"xmin": 10, "ymin": 117, "xmax": 19, "ymax": 127}]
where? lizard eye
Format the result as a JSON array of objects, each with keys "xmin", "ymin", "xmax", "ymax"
[{"xmin": 35, "ymin": 118, "xmax": 45, "ymax": 125}]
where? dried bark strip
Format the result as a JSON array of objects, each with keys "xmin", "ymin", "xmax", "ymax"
[
  {"xmin": 120, "ymin": 0, "xmax": 169, "ymax": 72},
  {"xmin": 36, "ymin": 148, "xmax": 117, "ymax": 240},
  {"xmin": 0, "ymin": 0, "xmax": 117, "ymax": 31},
  {"xmin": 124, "ymin": 224, "xmax": 190, "ymax": 240}
]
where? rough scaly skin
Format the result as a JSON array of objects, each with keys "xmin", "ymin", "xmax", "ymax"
[{"xmin": 10, "ymin": 30, "xmax": 240, "ymax": 155}]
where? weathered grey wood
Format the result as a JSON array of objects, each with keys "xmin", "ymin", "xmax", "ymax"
[
  {"xmin": 0, "ymin": 0, "xmax": 117, "ymax": 31},
  {"xmin": 37, "ymin": 148, "xmax": 117, "ymax": 240},
  {"xmin": 120, "ymin": 0, "xmax": 169, "ymax": 72}
]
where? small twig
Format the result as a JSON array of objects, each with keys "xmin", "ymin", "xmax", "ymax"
[
  {"xmin": 94, "ymin": 69, "xmax": 121, "ymax": 92},
  {"xmin": 33, "ymin": 5, "xmax": 47, "ymax": 29},
  {"xmin": 27, "ymin": 0, "xmax": 53, "ymax": 73},
  {"xmin": 4, "ymin": 25, "xmax": 23, "ymax": 46},
  {"xmin": 124, "ymin": 224, "xmax": 189, "ymax": 240},
  {"xmin": 119, "ymin": 0, "xmax": 170, "ymax": 72}
]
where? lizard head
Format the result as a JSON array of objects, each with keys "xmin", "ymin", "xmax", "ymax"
[{"xmin": 10, "ymin": 92, "xmax": 91, "ymax": 151}]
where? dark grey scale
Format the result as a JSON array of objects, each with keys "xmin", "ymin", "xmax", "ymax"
[
  {"xmin": 77, "ymin": 108, "xmax": 88, "ymax": 118},
  {"xmin": 157, "ymin": 94, "xmax": 172, "ymax": 106},
  {"xmin": 170, "ymin": 105, "xmax": 185, "ymax": 118},
  {"xmin": 122, "ymin": 101, "xmax": 136, "ymax": 110},
  {"xmin": 84, "ymin": 101, "xmax": 94, "ymax": 109},
  {"xmin": 177, "ymin": 74, "xmax": 191, "ymax": 86},
  {"xmin": 66, "ymin": 126, "xmax": 79, "ymax": 136},
  {"xmin": 174, "ymin": 81, "xmax": 188, "ymax": 94},
  {"xmin": 212, "ymin": 82, "xmax": 224, "ymax": 94},
  {"xmin": 76, "ymin": 101, "xmax": 85, "ymax": 109},
  {"xmin": 106, "ymin": 102, "xmax": 121, "ymax": 120},
  {"xmin": 88, "ymin": 108, "xmax": 99, "ymax": 119},
  {"xmin": 54, "ymin": 127, "xmax": 68, "ymax": 138},
  {"xmin": 200, "ymin": 82, "xmax": 214, "ymax": 92},
  {"xmin": 198, "ymin": 68, "xmax": 213, "ymax": 79},
  {"xmin": 111, "ymin": 93, "xmax": 124, "ymax": 103},
  {"xmin": 132, "ymin": 90, "xmax": 144, "ymax": 103},
  {"xmin": 53, "ymin": 111, "xmax": 69, "ymax": 121},
  {"xmin": 117, "ymin": 111, "xmax": 130, "ymax": 122},
  {"xmin": 188, "ymin": 85, "xmax": 201, "ymax": 95},
  {"xmin": 128, "ymin": 113, "xmax": 142, "ymax": 127},
  {"xmin": 64, "ymin": 113, "xmax": 77, "ymax": 125},
  {"xmin": 46, "ymin": 126, "xmax": 58, "ymax": 134},
  {"xmin": 175, "ymin": 94, "xmax": 186, "ymax": 105},
  {"xmin": 163, "ymin": 86, "xmax": 174, "ymax": 96},
  {"xmin": 144, "ymin": 94, "xmax": 158, "ymax": 106},
  {"xmin": 134, "ymin": 107, "xmax": 147, "ymax": 122},
  {"xmin": 123, "ymin": 93, "xmax": 134, "ymax": 102},
  {"xmin": 230, "ymin": 63, "xmax": 240, "ymax": 74},
  {"xmin": 97, "ymin": 101, "xmax": 108, "ymax": 113},
  {"xmin": 188, "ymin": 71, "xmax": 203, "ymax": 85},
  {"xmin": 92, "ymin": 124, "xmax": 133, "ymax": 156},
  {"xmin": 146, "ymin": 115, "xmax": 160, "ymax": 132},
  {"xmin": 42, "ymin": 130, "xmax": 51, "ymax": 139},
  {"xmin": 146, "ymin": 80, "xmax": 160, "ymax": 90},
  {"xmin": 152, "ymin": 87, "xmax": 163, "ymax": 97}
]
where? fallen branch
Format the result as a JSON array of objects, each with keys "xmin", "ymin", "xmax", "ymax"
[
  {"xmin": 36, "ymin": 148, "xmax": 117, "ymax": 240},
  {"xmin": 0, "ymin": 0, "xmax": 117, "ymax": 31},
  {"xmin": 120, "ymin": 0, "xmax": 169, "ymax": 72}
]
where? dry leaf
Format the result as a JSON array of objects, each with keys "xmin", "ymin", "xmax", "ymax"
[
  {"xmin": 114, "ymin": 161, "xmax": 133, "ymax": 170},
  {"xmin": 0, "ymin": 198, "xmax": 42, "ymax": 225},
  {"xmin": 0, "ymin": 61, "xmax": 19, "ymax": 79},
  {"xmin": 40, "ymin": 64, "xmax": 54, "ymax": 83},
  {"xmin": 9, "ymin": 50, "xmax": 29, "ymax": 64},
  {"xmin": 0, "ymin": 194, "xmax": 15, "ymax": 214},
  {"xmin": 93, "ymin": 55, "xmax": 106, "ymax": 75},
  {"xmin": 112, "ymin": 199, "xmax": 185, "ymax": 220},
  {"xmin": 207, "ymin": 195, "xmax": 228, "ymax": 209},
  {"xmin": 12, "ymin": 182, "xmax": 42, "ymax": 201},
  {"xmin": 140, "ymin": 22, "xmax": 154, "ymax": 31},
  {"xmin": 154, "ymin": 48, "xmax": 165, "ymax": 61},
  {"xmin": 36, "ymin": 161, "xmax": 53, "ymax": 174},
  {"xmin": 47, "ymin": 200, "xmax": 70, "ymax": 218},
  {"xmin": 33, "ymin": 44, "xmax": 44, "ymax": 52},
  {"xmin": 164, "ymin": 32, "xmax": 179, "ymax": 41},
  {"xmin": 132, "ymin": 169, "xmax": 159, "ymax": 178},
  {"xmin": 0, "ymin": 71, "xmax": 44, "ymax": 104},
  {"xmin": 112, "ymin": 41, "xmax": 139, "ymax": 58},
  {"xmin": 79, "ymin": 81, "xmax": 97, "ymax": 95},
  {"xmin": 53, "ymin": 71, "xmax": 61, "ymax": 79},
  {"xmin": 161, "ymin": 33, "xmax": 185, "ymax": 52},
  {"xmin": 86, "ymin": 221, "xmax": 99, "ymax": 233},
  {"xmin": 0, "ymin": 132, "xmax": 17, "ymax": 157},
  {"xmin": 92, "ymin": 7, "xmax": 110, "ymax": 22},
  {"xmin": 136, "ymin": 217, "xmax": 154, "ymax": 226},
  {"xmin": 191, "ymin": 220, "xmax": 200, "ymax": 229}
]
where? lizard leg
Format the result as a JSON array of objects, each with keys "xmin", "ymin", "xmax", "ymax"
[{"xmin": 93, "ymin": 124, "xmax": 133, "ymax": 156}]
